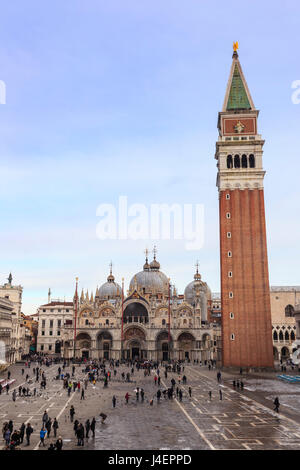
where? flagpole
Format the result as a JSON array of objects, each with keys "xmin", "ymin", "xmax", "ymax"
[
  {"xmin": 168, "ymin": 278, "xmax": 171, "ymax": 361},
  {"xmin": 121, "ymin": 277, "xmax": 124, "ymax": 360},
  {"xmin": 73, "ymin": 277, "xmax": 78, "ymax": 359}
]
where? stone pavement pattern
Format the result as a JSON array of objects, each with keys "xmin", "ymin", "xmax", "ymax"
[{"xmin": 1, "ymin": 363, "xmax": 300, "ymax": 450}]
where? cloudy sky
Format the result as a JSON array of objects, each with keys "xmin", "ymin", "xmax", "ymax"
[{"xmin": 0, "ymin": 1, "xmax": 299, "ymax": 314}]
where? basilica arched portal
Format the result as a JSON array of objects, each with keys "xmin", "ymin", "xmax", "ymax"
[
  {"xmin": 75, "ymin": 332, "xmax": 92, "ymax": 359},
  {"xmin": 123, "ymin": 326, "xmax": 147, "ymax": 360},
  {"xmin": 156, "ymin": 331, "xmax": 173, "ymax": 361},
  {"xmin": 177, "ymin": 332, "xmax": 195, "ymax": 361},
  {"xmin": 97, "ymin": 331, "xmax": 113, "ymax": 360}
]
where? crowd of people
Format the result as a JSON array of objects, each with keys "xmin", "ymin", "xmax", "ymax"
[{"xmin": 2, "ymin": 353, "xmax": 275, "ymax": 450}]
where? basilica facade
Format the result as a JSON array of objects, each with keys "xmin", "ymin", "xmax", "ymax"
[{"xmin": 61, "ymin": 254, "xmax": 221, "ymax": 363}]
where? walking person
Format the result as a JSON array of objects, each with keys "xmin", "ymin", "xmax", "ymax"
[
  {"xmin": 112, "ymin": 395, "xmax": 116, "ymax": 408},
  {"xmin": 188, "ymin": 387, "xmax": 192, "ymax": 398},
  {"xmin": 45, "ymin": 418, "xmax": 52, "ymax": 438},
  {"xmin": 25, "ymin": 423, "xmax": 33, "ymax": 446},
  {"xmin": 70, "ymin": 405, "xmax": 75, "ymax": 422},
  {"xmin": 19, "ymin": 423, "xmax": 25, "ymax": 444},
  {"xmin": 42, "ymin": 410, "xmax": 48, "ymax": 427},
  {"xmin": 85, "ymin": 419, "xmax": 91, "ymax": 438},
  {"xmin": 39, "ymin": 427, "xmax": 47, "ymax": 447},
  {"xmin": 4, "ymin": 428, "xmax": 11, "ymax": 446},
  {"xmin": 90, "ymin": 417, "xmax": 96, "ymax": 438},
  {"xmin": 219, "ymin": 389, "xmax": 223, "ymax": 400},
  {"xmin": 81, "ymin": 388, "xmax": 85, "ymax": 400},
  {"xmin": 53, "ymin": 418, "xmax": 59, "ymax": 438},
  {"xmin": 274, "ymin": 397, "xmax": 280, "ymax": 413}
]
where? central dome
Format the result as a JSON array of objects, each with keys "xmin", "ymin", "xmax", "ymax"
[{"xmin": 129, "ymin": 254, "xmax": 169, "ymax": 295}]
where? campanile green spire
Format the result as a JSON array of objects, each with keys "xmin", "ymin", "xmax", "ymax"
[{"xmin": 222, "ymin": 46, "xmax": 255, "ymax": 113}]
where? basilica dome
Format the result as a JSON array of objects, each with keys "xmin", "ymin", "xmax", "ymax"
[
  {"xmin": 184, "ymin": 267, "xmax": 211, "ymax": 307},
  {"xmin": 129, "ymin": 254, "xmax": 169, "ymax": 295},
  {"xmin": 98, "ymin": 269, "xmax": 121, "ymax": 300}
]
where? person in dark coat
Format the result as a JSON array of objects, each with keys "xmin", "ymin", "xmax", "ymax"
[
  {"xmin": 53, "ymin": 418, "xmax": 59, "ymax": 437},
  {"xmin": 274, "ymin": 397, "xmax": 280, "ymax": 412},
  {"xmin": 85, "ymin": 419, "xmax": 91, "ymax": 438},
  {"xmin": 25, "ymin": 423, "xmax": 33, "ymax": 446},
  {"xmin": 90, "ymin": 417, "xmax": 96, "ymax": 437},
  {"xmin": 19, "ymin": 423, "xmax": 25, "ymax": 443},
  {"xmin": 55, "ymin": 436, "xmax": 63, "ymax": 451}
]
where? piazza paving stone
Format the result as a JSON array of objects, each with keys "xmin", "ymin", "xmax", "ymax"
[{"xmin": 1, "ymin": 363, "xmax": 300, "ymax": 450}]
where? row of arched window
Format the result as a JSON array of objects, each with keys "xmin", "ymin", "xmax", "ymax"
[
  {"xmin": 273, "ymin": 330, "xmax": 296, "ymax": 342},
  {"xmin": 227, "ymin": 154, "xmax": 255, "ymax": 169}
]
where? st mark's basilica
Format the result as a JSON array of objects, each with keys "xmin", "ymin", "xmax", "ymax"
[{"xmin": 62, "ymin": 250, "xmax": 221, "ymax": 363}]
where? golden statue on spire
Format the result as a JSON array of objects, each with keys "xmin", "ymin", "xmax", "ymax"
[{"xmin": 233, "ymin": 41, "xmax": 239, "ymax": 52}]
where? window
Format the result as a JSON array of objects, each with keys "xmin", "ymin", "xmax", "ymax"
[
  {"xmin": 40, "ymin": 345, "xmax": 44, "ymax": 351},
  {"xmin": 42, "ymin": 309, "xmax": 46, "ymax": 312},
  {"xmin": 234, "ymin": 154, "xmax": 240, "ymax": 168},
  {"xmin": 228, "ymin": 251, "xmax": 232, "ymax": 257},
  {"xmin": 227, "ymin": 155, "xmax": 233, "ymax": 169},
  {"xmin": 85, "ymin": 319, "xmax": 89, "ymax": 325},
  {"xmin": 291, "ymin": 331, "xmax": 295, "ymax": 341},
  {"xmin": 58, "ymin": 309, "xmax": 61, "ymax": 312},
  {"xmin": 49, "ymin": 331, "xmax": 53, "ymax": 336},
  {"xmin": 285, "ymin": 331, "xmax": 289, "ymax": 341},
  {"xmin": 49, "ymin": 345, "xmax": 52, "ymax": 351},
  {"xmin": 229, "ymin": 292, "xmax": 233, "ymax": 298},
  {"xmin": 230, "ymin": 312, "xmax": 234, "ymax": 319},
  {"xmin": 57, "ymin": 331, "xmax": 60, "ymax": 336},
  {"xmin": 249, "ymin": 154, "xmax": 255, "ymax": 168},
  {"xmin": 66, "ymin": 309, "xmax": 69, "ymax": 312},
  {"xmin": 106, "ymin": 319, "xmax": 109, "ymax": 325},
  {"xmin": 230, "ymin": 333, "xmax": 235, "ymax": 340},
  {"xmin": 162, "ymin": 319, "xmax": 166, "ymax": 325},
  {"xmin": 57, "ymin": 319, "xmax": 61, "ymax": 327},
  {"xmin": 285, "ymin": 305, "xmax": 294, "ymax": 317},
  {"xmin": 227, "ymin": 232, "xmax": 231, "ymax": 238},
  {"xmin": 242, "ymin": 154, "xmax": 247, "ymax": 168},
  {"xmin": 228, "ymin": 271, "xmax": 232, "ymax": 277},
  {"xmin": 226, "ymin": 193, "xmax": 230, "ymax": 200},
  {"xmin": 226, "ymin": 212, "xmax": 231, "ymax": 219},
  {"xmin": 42, "ymin": 320, "xmax": 45, "ymax": 328},
  {"xmin": 50, "ymin": 320, "xmax": 53, "ymax": 328},
  {"xmin": 42, "ymin": 331, "xmax": 45, "ymax": 336}
]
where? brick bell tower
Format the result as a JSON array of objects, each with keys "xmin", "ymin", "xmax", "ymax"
[{"xmin": 215, "ymin": 44, "xmax": 273, "ymax": 368}]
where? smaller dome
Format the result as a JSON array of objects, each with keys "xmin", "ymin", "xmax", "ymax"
[
  {"xmin": 150, "ymin": 257, "xmax": 160, "ymax": 271},
  {"xmin": 99, "ymin": 265, "xmax": 121, "ymax": 300}
]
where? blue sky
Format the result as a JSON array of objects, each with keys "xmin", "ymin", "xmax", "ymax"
[{"xmin": 0, "ymin": 0, "xmax": 299, "ymax": 314}]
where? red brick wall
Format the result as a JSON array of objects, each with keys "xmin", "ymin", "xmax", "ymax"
[{"xmin": 220, "ymin": 189, "xmax": 274, "ymax": 368}]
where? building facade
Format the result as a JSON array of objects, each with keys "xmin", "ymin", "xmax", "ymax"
[
  {"xmin": 215, "ymin": 47, "xmax": 273, "ymax": 368},
  {"xmin": 0, "ymin": 297, "xmax": 14, "ymax": 364},
  {"xmin": 0, "ymin": 274, "xmax": 30, "ymax": 362},
  {"xmin": 36, "ymin": 256, "xmax": 221, "ymax": 363},
  {"xmin": 270, "ymin": 287, "xmax": 300, "ymax": 361},
  {"xmin": 36, "ymin": 301, "xmax": 74, "ymax": 355}
]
